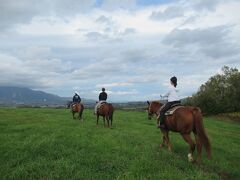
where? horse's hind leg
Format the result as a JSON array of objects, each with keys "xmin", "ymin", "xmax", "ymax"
[
  {"xmin": 165, "ymin": 131, "xmax": 172, "ymax": 152},
  {"xmin": 110, "ymin": 115, "xmax": 113, "ymax": 127},
  {"xmin": 106, "ymin": 116, "xmax": 110, "ymax": 128},
  {"xmin": 181, "ymin": 134, "xmax": 196, "ymax": 162},
  {"xmin": 97, "ymin": 115, "xmax": 99, "ymax": 126},
  {"xmin": 194, "ymin": 133, "xmax": 202, "ymax": 163}
]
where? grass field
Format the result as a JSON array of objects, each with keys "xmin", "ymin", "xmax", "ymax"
[{"xmin": 0, "ymin": 108, "xmax": 239, "ymax": 179}]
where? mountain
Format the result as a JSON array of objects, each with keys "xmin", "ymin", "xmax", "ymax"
[{"xmin": 0, "ymin": 86, "xmax": 95, "ymax": 107}]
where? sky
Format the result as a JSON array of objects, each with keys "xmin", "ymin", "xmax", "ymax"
[{"xmin": 0, "ymin": 0, "xmax": 240, "ymax": 102}]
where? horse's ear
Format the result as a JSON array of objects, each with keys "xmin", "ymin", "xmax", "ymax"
[{"xmin": 147, "ymin": 101, "xmax": 150, "ymax": 105}]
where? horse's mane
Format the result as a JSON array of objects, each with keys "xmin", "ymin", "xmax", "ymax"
[{"xmin": 151, "ymin": 101, "xmax": 163, "ymax": 106}]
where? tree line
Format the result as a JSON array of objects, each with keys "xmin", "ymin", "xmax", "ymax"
[{"xmin": 184, "ymin": 66, "xmax": 240, "ymax": 114}]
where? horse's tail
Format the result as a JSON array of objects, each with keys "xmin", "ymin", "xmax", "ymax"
[
  {"xmin": 193, "ymin": 107, "xmax": 211, "ymax": 159},
  {"xmin": 81, "ymin": 104, "xmax": 84, "ymax": 111},
  {"xmin": 109, "ymin": 104, "xmax": 114, "ymax": 120}
]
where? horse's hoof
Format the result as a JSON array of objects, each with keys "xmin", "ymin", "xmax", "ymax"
[
  {"xmin": 188, "ymin": 153, "xmax": 194, "ymax": 162},
  {"xmin": 160, "ymin": 144, "xmax": 164, "ymax": 149}
]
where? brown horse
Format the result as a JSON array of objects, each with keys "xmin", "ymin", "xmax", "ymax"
[
  {"xmin": 96, "ymin": 102, "xmax": 114, "ymax": 128},
  {"xmin": 147, "ymin": 101, "xmax": 162, "ymax": 121},
  {"xmin": 71, "ymin": 103, "xmax": 84, "ymax": 120},
  {"xmin": 147, "ymin": 101, "xmax": 211, "ymax": 163}
]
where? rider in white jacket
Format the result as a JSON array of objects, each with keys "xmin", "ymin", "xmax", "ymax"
[{"xmin": 158, "ymin": 76, "xmax": 181, "ymax": 129}]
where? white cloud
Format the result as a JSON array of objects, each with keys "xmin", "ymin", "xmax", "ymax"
[{"xmin": 96, "ymin": 82, "xmax": 133, "ymax": 88}]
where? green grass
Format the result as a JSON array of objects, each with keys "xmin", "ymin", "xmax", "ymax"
[{"xmin": 0, "ymin": 108, "xmax": 239, "ymax": 179}]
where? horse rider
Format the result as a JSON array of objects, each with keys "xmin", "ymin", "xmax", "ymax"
[
  {"xmin": 72, "ymin": 91, "xmax": 81, "ymax": 105},
  {"xmin": 158, "ymin": 76, "xmax": 181, "ymax": 129},
  {"xmin": 94, "ymin": 87, "xmax": 107, "ymax": 115}
]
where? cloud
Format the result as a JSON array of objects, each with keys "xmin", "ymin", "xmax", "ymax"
[
  {"xmin": 85, "ymin": 31, "xmax": 107, "ymax": 40},
  {"xmin": 189, "ymin": 0, "xmax": 222, "ymax": 11},
  {"xmin": 71, "ymin": 58, "xmax": 128, "ymax": 79},
  {"xmin": 122, "ymin": 28, "xmax": 136, "ymax": 35},
  {"xmin": 150, "ymin": 6, "xmax": 184, "ymax": 21},
  {"xmin": 100, "ymin": 0, "xmax": 136, "ymax": 10},
  {"xmin": 0, "ymin": 0, "xmax": 96, "ymax": 31},
  {"xmin": 163, "ymin": 26, "xmax": 229, "ymax": 46},
  {"xmin": 0, "ymin": 47, "xmax": 72, "ymax": 89},
  {"xmin": 96, "ymin": 82, "xmax": 133, "ymax": 88},
  {"xmin": 163, "ymin": 26, "xmax": 240, "ymax": 59},
  {"xmin": 95, "ymin": 15, "xmax": 112, "ymax": 25},
  {"xmin": 93, "ymin": 89, "xmax": 138, "ymax": 95}
]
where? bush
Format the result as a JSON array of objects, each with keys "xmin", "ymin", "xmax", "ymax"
[{"xmin": 184, "ymin": 66, "xmax": 240, "ymax": 114}]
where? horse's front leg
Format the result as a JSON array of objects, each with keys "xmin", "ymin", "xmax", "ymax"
[
  {"xmin": 79, "ymin": 111, "xmax": 83, "ymax": 121},
  {"xmin": 103, "ymin": 116, "xmax": 106, "ymax": 127},
  {"xmin": 106, "ymin": 116, "xmax": 110, "ymax": 127},
  {"xmin": 161, "ymin": 130, "xmax": 172, "ymax": 152},
  {"xmin": 160, "ymin": 135, "xmax": 166, "ymax": 148},
  {"xmin": 72, "ymin": 111, "xmax": 75, "ymax": 119},
  {"xmin": 156, "ymin": 115, "xmax": 160, "ymax": 128}
]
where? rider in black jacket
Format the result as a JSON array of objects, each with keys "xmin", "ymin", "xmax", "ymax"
[
  {"xmin": 95, "ymin": 88, "xmax": 107, "ymax": 114},
  {"xmin": 73, "ymin": 91, "xmax": 81, "ymax": 103},
  {"xmin": 99, "ymin": 88, "xmax": 107, "ymax": 101}
]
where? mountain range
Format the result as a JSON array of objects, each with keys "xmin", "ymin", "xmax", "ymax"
[{"xmin": 0, "ymin": 86, "xmax": 95, "ymax": 106}]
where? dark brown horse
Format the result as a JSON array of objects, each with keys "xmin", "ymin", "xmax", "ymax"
[
  {"xmin": 71, "ymin": 103, "xmax": 84, "ymax": 120},
  {"xmin": 147, "ymin": 101, "xmax": 211, "ymax": 163},
  {"xmin": 96, "ymin": 102, "xmax": 114, "ymax": 128}
]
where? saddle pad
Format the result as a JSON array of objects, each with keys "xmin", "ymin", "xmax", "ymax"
[
  {"xmin": 165, "ymin": 106, "xmax": 184, "ymax": 115},
  {"xmin": 98, "ymin": 102, "xmax": 107, "ymax": 109}
]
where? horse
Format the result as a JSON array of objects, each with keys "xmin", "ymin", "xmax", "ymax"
[
  {"xmin": 147, "ymin": 101, "xmax": 162, "ymax": 122},
  {"xmin": 96, "ymin": 102, "xmax": 114, "ymax": 128},
  {"xmin": 71, "ymin": 102, "xmax": 84, "ymax": 120},
  {"xmin": 147, "ymin": 101, "xmax": 211, "ymax": 163}
]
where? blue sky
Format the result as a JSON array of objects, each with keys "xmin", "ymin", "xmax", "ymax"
[{"xmin": 0, "ymin": 0, "xmax": 240, "ymax": 102}]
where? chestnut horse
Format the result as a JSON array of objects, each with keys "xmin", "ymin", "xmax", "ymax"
[
  {"xmin": 147, "ymin": 101, "xmax": 211, "ymax": 163},
  {"xmin": 147, "ymin": 101, "xmax": 162, "ymax": 122},
  {"xmin": 71, "ymin": 103, "xmax": 84, "ymax": 120},
  {"xmin": 96, "ymin": 102, "xmax": 114, "ymax": 128}
]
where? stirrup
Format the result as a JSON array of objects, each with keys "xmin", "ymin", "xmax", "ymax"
[{"xmin": 158, "ymin": 123, "xmax": 166, "ymax": 129}]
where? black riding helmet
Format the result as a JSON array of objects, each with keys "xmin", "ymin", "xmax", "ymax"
[
  {"xmin": 102, "ymin": 87, "xmax": 105, "ymax": 92},
  {"xmin": 170, "ymin": 76, "xmax": 177, "ymax": 87}
]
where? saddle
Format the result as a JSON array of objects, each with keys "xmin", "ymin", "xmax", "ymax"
[
  {"xmin": 98, "ymin": 102, "xmax": 107, "ymax": 109},
  {"xmin": 165, "ymin": 104, "xmax": 183, "ymax": 116}
]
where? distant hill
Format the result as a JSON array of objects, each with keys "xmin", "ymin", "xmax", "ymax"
[
  {"xmin": 0, "ymin": 86, "xmax": 95, "ymax": 107},
  {"xmin": 0, "ymin": 86, "xmax": 185, "ymax": 108}
]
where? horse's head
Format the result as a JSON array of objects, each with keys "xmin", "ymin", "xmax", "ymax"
[
  {"xmin": 147, "ymin": 101, "xmax": 163, "ymax": 120},
  {"xmin": 147, "ymin": 101, "xmax": 154, "ymax": 120}
]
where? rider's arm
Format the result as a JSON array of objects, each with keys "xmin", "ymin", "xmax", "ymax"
[{"xmin": 162, "ymin": 87, "xmax": 172, "ymax": 98}]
